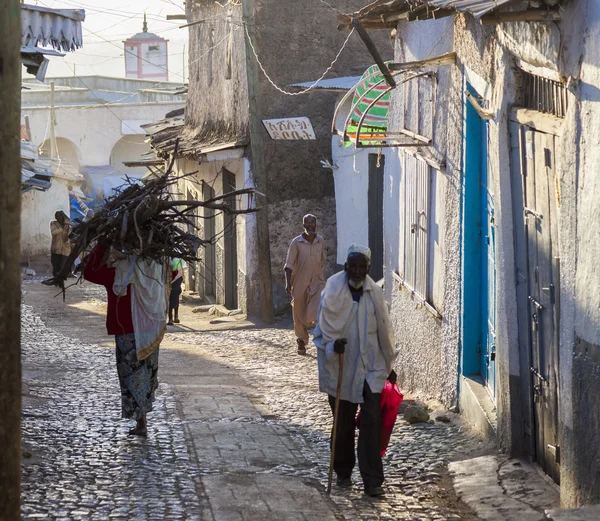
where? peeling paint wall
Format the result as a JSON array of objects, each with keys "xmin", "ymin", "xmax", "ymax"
[
  {"xmin": 254, "ymin": 0, "xmax": 394, "ymax": 312},
  {"xmin": 385, "ymin": 0, "xmax": 600, "ymax": 507},
  {"xmin": 20, "ymin": 179, "xmax": 70, "ymax": 257},
  {"xmin": 385, "ymin": 16, "xmax": 460, "ymax": 407},
  {"xmin": 173, "ymin": 154, "xmax": 252, "ymax": 313}
]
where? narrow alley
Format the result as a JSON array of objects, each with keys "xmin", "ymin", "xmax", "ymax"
[{"xmin": 21, "ymin": 277, "xmax": 495, "ymax": 521}]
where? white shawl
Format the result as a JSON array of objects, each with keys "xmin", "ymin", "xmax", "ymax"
[
  {"xmin": 316, "ymin": 270, "xmax": 396, "ymax": 370},
  {"xmin": 113, "ymin": 255, "xmax": 168, "ymax": 360}
]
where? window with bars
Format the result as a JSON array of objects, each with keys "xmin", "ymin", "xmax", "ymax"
[
  {"xmin": 521, "ymin": 70, "xmax": 568, "ymax": 118},
  {"xmin": 401, "ymin": 153, "xmax": 431, "ymax": 301}
]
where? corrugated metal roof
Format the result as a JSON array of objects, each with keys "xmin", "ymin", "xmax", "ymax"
[
  {"xmin": 21, "ymin": 140, "xmax": 53, "ymax": 192},
  {"xmin": 423, "ymin": 0, "xmax": 516, "ymax": 17},
  {"xmin": 20, "ymin": 45, "xmax": 65, "ymax": 57},
  {"xmin": 342, "ymin": 0, "xmax": 526, "ymax": 22},
  {"xmin": 288, "ymin": 76, "xmax": 362, "ymax": 92},
  {"xmin": 21, "ymin": 4, "xmax": 85, "ymax": 52}
]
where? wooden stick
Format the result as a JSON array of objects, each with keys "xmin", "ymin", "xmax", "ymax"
[
  {"xmin": 388, "ymin": 52, "xmax": 457, "ymax": 71},
  {"xmin": 351, "ymin": 18, "xmax": 397, "ymax": 89},
  {"xmin": 480, "ymin": 9, "xmax": 561, "ymax": 24},
  {"xmin": 327, "ymin": 351, "xmax": 345, "ymax": 494}
]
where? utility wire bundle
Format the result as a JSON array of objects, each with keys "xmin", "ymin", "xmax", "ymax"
[{"xmin": 45, "ymin": 156, "xmax": 256, "ymax": 295}]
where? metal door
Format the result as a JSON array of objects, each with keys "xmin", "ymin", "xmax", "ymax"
[
  {"xmin": 186, "ymin": 188, "xmax": 199, "ymax": 292},
  {"xmin": 481, "ymin": 137, "xmax": 497, "ymax": 397},
  {"xmin": 368, "ymin": 153, "xmax": 384, "ymax": 281},
  {"xmin": 516, "ymin": 124, "xmax": 560, "ymax": 483},
  {"xmin": 223, "ymin": 169, "xmax": 238, "ymax": 310},
  {"xmin": 462, "ymin": 83, "xmax": 496, "ymax": 400}
]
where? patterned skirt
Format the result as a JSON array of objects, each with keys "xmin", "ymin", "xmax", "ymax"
[{"xmin": 115, "ymin": 334, "xmax": 159, "ymax": 420}]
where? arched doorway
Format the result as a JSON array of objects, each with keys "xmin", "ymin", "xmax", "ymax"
[
  {"xmin": 39, "ymin": 137, "xmax": 81, "ymax": 174},
  {"xmin": 110, "ymin": 135, "xmax": 151, "ymax": 176}
]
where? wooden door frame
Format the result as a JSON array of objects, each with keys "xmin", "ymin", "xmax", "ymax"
[{"xmin": 509, "ymin": 106, "xmax": 562, "ymax": 480}]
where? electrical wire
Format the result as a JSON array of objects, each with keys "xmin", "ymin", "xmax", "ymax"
[{"xmin": 243, "ymin": 24, "xmax": 356, "ymax": 96}]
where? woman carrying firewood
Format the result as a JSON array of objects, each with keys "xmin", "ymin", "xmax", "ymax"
[{"xmin": 83, "ymin": 240, "xmax": 168, "ymax": 437}]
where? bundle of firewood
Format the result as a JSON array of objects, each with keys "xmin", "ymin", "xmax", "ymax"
[{"xmin": 45, "ymin": 161, "xmax": 256, "ymax": 293}]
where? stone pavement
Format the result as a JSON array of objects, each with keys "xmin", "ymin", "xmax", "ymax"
[{"xmin": 21, "ymin": 277, "xmax": 497, "ymax": 520}]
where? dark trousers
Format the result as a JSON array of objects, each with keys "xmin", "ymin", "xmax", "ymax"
[
  {"xmin": 328, "ymin": 382, "xmax": 383, "ymax": 489},
  {"xmin": 169, "ymin": 278, "xmax": 183, "ymax": 314},
  {"xmin": 51, "ymin": 253, "xmax": 68, "ymax": 277}
]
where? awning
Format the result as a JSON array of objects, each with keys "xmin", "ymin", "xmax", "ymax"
[
  {"xmin": 332, "ymin": 64, "xmax": 433, "ymax": 148},
  {"xmin": 21, "ymin": 4, "xmax": 85, "ymax": 52}
]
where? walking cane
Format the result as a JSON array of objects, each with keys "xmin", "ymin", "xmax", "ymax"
[{"xmin": 327, "ymin": 349, "xmax": 345, "ymax": 494}]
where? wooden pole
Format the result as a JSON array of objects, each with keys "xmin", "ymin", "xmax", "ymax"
[
  {"xmin": 50, "ymin": 81, "xmax": 57, "ymax": 159},
  {"xmin": 351, "ymin": 18, "xmax": 396, "ymax": 89},
  {"xmin": 480, "ymin": 9, "xmax": 561, "ymax": 24},
  {"xmin": 327, "ymin": 351, "xmax": 345, "ymax": 494},
  {"xmin": 388, "ymin": 52, "xmax": 457, "ymax": 71},
  {"xmin": 0, "ymin": 0, "xmax": 23, "ymax": 518},
  {"xmin": 242, "ymin": 0, "xmax": 274, "ymax": 323}
]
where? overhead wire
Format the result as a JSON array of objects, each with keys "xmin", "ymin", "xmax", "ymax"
[{"xmin": 243, "ymin": 24, "xmax": 356, "ymax": 96}]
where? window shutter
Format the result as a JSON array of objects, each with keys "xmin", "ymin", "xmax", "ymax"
[
  {"xmin": 404, "ymin": 154, "xmax": 417, "ymax": 289},
  {"xmin": 415, "ymin": 157, "xmax": 429, "ymax": 299}
]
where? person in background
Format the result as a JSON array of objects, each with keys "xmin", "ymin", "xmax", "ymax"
[
  {"xmin": 284, "ymin": 214, "xmax": 326, "ymax": 355},
  {"xmin": 168, "ymin": 257, "xmax": 187, "ymax": 325},
  {"xmin": 50, "ymin": 211, "xmax": 72, "ymax": 277},
  {"xmin": 84, "ymin": 241, "xmax": 167, "ymax": 437},
  {"xmin": 313, "ymin": 244, "xmax": 397, "ymax": 497}
]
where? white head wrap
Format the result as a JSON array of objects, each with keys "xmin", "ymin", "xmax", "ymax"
[{"xmin": 347, "ymin": 243, "xmax": 371, "ymax": 261}]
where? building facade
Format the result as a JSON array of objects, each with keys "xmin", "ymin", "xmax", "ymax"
[
  {"xmin": 330, "ymin": 0, "xmax": 600, "ymax": 508},
  {"xmin": 145, "ymin": 0, "xmax": 392, "ymax": 315},
  {"xmin": 20, "ymin": 76, "xmax": 185, "ymax": 256}
]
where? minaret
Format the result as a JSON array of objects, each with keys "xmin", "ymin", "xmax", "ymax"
[{"xmin": 123, "ymin": 15, "xmax": 169, "ymax": 81}]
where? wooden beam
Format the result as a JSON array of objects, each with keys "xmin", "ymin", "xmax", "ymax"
[
  {"xmin": 389, "ymin": 52, "xmax": 457, "ymax": 71},
  {"xmin": 338, "ymin": 21, "xmax": 396, "ymax": 30},
  {"xmin": 465, "ymin": 91, "xmax": 494, "ymax": 120},
  {"xmin": 351, "ymin": 18, "xmax": 397, "ymax": 88},
  {"xmin": 166, "ymin": 14, "xmax": 187, "ymax": 21},
  {"xmin": 0, "ymin": 1, "xmax": 22, "ymax": 520},
  {"xmin": 511, "ymin": 108, "xmax": 564, "ymax": 136},
  {"xmin": 480, "ymin": 9, "xmax": 561, "ymax": 24},
  {"xmin": 383, "ymin": 5, "xmax": 427, "ymax": 22}
]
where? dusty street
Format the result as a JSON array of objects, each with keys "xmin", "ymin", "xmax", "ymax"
[{"xmin": 21, "ymin": 277, "xmax": 495, "ymax": 520}]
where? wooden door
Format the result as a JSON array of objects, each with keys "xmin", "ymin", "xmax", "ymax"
[
  {"xmin": 202, "ymin": 182, "xmax": 216, "ymax": 298},
  {"xmin": 368, "ymin": 153, "xmax": 384, "ymax": 281},
  {"xmin": 517, "ymin": 123, "xmax": 561, "ymax": 483},
  {"xmin": 223, "ymin": 169, "xmax": 238, "ymax": 310}
]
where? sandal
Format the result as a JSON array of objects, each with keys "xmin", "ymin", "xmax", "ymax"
[
  {"xmin": 297, "ymin": 339, "xmax": 307, "ymax": 355},
  {"xmin": 128, "ymin": 427, "xmax": 147, "ymax": 437}
]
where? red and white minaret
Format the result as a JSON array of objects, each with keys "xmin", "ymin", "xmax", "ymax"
[{"xmin": 123, "ymin": 14, "xmax": 169, "ymax": 81}]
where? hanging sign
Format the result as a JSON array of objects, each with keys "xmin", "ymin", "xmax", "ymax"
[{"xmin": 262, "ymin": 117, "xmax": 316, "ymax": 140}]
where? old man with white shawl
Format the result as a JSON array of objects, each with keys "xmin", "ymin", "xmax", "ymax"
[{"xmin": 313, "ymin": 244, "xmax": 396, "ymax": 497}]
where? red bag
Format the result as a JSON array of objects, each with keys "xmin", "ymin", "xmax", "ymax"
[
  {"xmin": 356, "ymin": 381, "xmax": 404, "ymax": 456},
  {"xmin": 379, "ymin": 381, "xmax": 403, "ymax": 455}
]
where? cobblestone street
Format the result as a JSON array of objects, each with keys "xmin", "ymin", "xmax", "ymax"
[{"xmin": 21, "ymin": 279, "xmax": 495, "ymax": 520}]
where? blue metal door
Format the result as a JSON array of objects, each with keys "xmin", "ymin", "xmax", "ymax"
[
  {"xmin": 461, "ymin": 83, "xmax": 496, "ymax": 401},
  {"xmin": 480, "ymin": 133, "xmax": 496, "ymax": 397}
]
